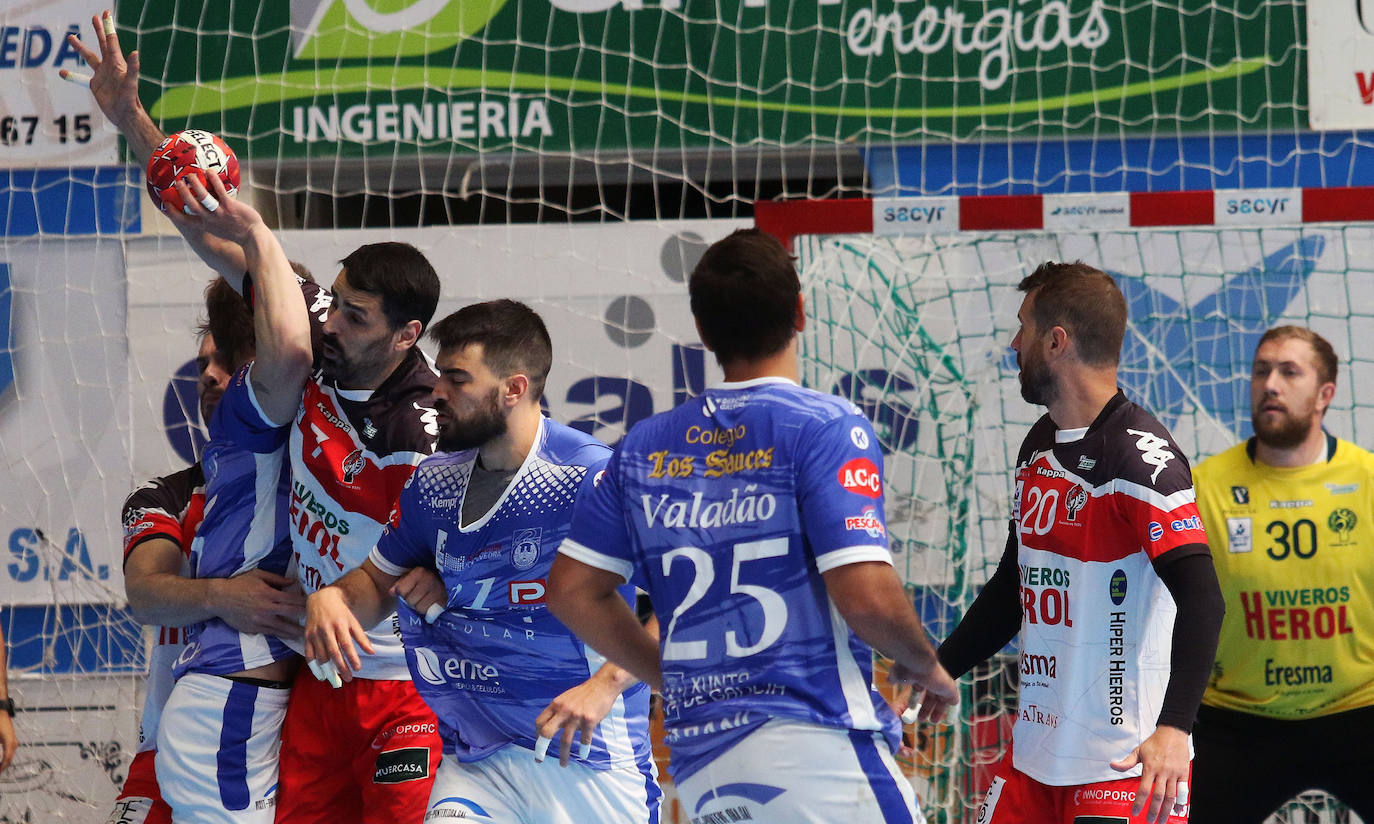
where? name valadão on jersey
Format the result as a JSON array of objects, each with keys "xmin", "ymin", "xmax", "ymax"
[{"xmin": 640, "ymin": 485, "xmax": 778, "ymax": 528}]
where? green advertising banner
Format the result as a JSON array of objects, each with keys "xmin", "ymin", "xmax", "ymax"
[{"xmin": 128, "ymin": 0, "xmax": 1304, "ymax": 161}]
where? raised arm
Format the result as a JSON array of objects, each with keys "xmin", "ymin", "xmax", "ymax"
[
  {"xmin": 174, "ymin": 175, "xmax": 312, "ymax": 425},
  {"xmin": 67, "ymin": 10, "xmax": 249, "ymax": 283}
]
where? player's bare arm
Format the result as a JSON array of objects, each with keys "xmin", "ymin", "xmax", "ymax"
[
  {"xmin": 547, "ymin": 555, "xmax": 663, "ymax": 691},
  {"xmin": 68, "ymin": 11, "xmax": 251, "ymax": 284},
  {"xmin": 125, "ymin": 538, "xmax": 305, "ymax": 636},
  {"xmin": 823, "ymin": 561, "xmax": 959, "ymax": 722},
  {"xmin": 1111, "ymin": 723, "xmax": 1191, "ymax": 824},
  {"xmin": 390, "ymin": 566, "xmax": 448, "ymax": 624},
  {"xmin": 64, "ymin": 11, "xmax": 160, "ymax": 162},
  {"xmin": 175, "ymin": 175, "xmax": 312, "ymax": 425},
  {"xmin": 0, "ymin": 626, "xmax": 16, "ymax": 774},
  {"xmin": 303, "ymin": 560, "xmax": 400, "ymax": 680},
  {"xmin": 534, "ymin": 615, "xmax": 660, "ymax": 767}
]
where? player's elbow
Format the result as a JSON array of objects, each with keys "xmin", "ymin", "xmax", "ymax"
[{"xmin": 545, "ymin": 555, "xmax": 595, "ymax": 631}]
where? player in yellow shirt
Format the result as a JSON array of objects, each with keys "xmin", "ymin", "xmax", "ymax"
[{"xmin": 1191, "ymin": 326, "xmax": 1374, "ymax": 822}]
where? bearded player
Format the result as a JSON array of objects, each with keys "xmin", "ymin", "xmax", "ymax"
[
  {"xmin": 936, "ymin": 261, "xmax": 1224, "ymax": 824},
  {"xmin": 1190, "ymin": 326, "xmax": 1374, "ymax": 822},
  {"xmin": 305, "ymin": 300, "xmax": 661, "ymax": 823}
]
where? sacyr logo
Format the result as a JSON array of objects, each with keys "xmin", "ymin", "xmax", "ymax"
[
  {"xmin": 0, "ymin": 263, "xmax": 13, "ymax": 398},
  {"xmin": 292, "ymin": 0, "xmax": 510, "ymax": 60}
]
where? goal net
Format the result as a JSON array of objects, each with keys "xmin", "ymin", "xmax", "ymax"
[{"xmin": 778, "ymin": 208, "xmax": 1369, "ymax": 823}]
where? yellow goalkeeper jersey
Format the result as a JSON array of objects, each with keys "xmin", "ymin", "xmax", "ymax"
[{"xmin": 1194, "ymin": 435, "xmax": 1374, "ymax": 719}]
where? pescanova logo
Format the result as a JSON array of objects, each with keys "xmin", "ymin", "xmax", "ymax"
[{"xmin": 0, "ymin": 264, "xmax": 12, "ymax": 397}]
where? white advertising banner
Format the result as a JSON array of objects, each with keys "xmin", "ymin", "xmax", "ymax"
[
  {"xmin": 0, "ymin": 0, "xmax": 120, "ymax": 167},
  {"xmin": 1307, "ymin": 1, "xmax": 1374, "ymax": 130},
  {"xmin": 0, "ymin": 236, "xmax": 129, "ymax": 606}
]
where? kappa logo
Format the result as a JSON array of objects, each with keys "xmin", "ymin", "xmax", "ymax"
[{"xmin": 1125, "ymin": 428, "xmax": 1174, "ymax": 484}]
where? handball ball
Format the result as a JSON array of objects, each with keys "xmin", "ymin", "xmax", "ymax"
[{"xmin": 145, "ymin": 129, "xmax": 240, "ymax": 215}]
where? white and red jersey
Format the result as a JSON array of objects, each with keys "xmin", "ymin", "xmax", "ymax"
[
  {"xmin": 1009, "ymin": 391, "xmax": 1207, "ymax": 786},
  {"xmin": 277, "ymin": 281, "xmax": 439, "ymax": 679},
  {"xmin": 121, "ymin": 464, "xmax": 204, "ymax": 754}
]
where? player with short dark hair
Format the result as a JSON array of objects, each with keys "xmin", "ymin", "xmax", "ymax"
[
  {"xmin": 116, "ymin": 282, "xmax": 307, "ymax": 823},
  {"xmin": 1190, "ymin": 326, "xmax": 1374, "ymax": 822},
  {"xmin": 305, "ymin": 299, "xmax": 661, "ymax": 823},
  {"xmin": 74, "ymin": 17, "xmax": 450, "ymax": 813},
  {"xmin": 547, "ymin": 228, "xmax": 958, "ymax": 823},
  {"xmin": 936, "ymin": 261, "xmax": 1225, "ymax": 824}
]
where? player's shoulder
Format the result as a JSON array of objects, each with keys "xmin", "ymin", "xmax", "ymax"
[
  {"xmin": 1098, "ymin": 394, "xmax": 1192, "ymax": 488},
  {"xmin": 540, "ymin": 418, "xmax": 613, "ymax": 468},
  {"xmin": 1330, "ymin": 436, "xmax": 1374, "ymax": 474},
  {"xmin": 757, "ymin": 380, "xmax": 866, "ymax": 425},
  {"xmin": 1194, "ymin": 440, "xmax": 1251, "ymax": 479},
  {"xmin": 123, "ymin": 463, "xmax": 203, "ymax": 512}
]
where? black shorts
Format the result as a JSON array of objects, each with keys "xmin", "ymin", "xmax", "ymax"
[{"xmin": 1190, "ymin": 703, "xmax": 1374, "ymax": 823}]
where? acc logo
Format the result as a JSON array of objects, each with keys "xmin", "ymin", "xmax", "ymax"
[
  {"xmin": 342, "ymin": 448, "xmax": 367, "ymax": 483},
  {"xmin": 1147, "ymin": 521, "xmax": 1164, "ymax": 542},
  {"xmin": 509, "ymin": 579, "xmax": 546, "ymax": 604},
  {"xmin": 1109, "ymin": 568, "xmax": 1128, "ymax": 606},
  {"xmin": 511, "ymin": 528, "xmax": 541, "ymax": 570},
  {"xmin": 838, "ymin": 458, "xmax": 883, "ymax": 499}
]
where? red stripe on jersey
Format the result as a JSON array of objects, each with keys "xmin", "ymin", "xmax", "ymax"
[
  {"xmin": 1015, "ymin": 458, "xmax": 1204, "ymax": 564},
  {"xmin": 296, "ymin": 383, "xmax": 419, "ymax": 524}
]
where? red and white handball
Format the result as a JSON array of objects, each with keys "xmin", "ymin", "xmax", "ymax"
[{"xmin": 145, "ymin": 129, "xmax": 240, "ymax": 214}]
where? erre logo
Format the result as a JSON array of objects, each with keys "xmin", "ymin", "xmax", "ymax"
[
  {"xmin": 413, "ymin": 646, "xmax": 500, "ymax": 686},
  {"xmin": 1125, "ymin": 428, "xmax": 1174, "ymax": 483},
  {"xmin": 838, "ymin": 458, "xmax": 883, "ymax": 498}
]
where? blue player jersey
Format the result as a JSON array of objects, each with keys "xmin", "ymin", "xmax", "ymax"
[
  {"xmin": 174, "ymin": 363, "xmax": 296, "ymax": 679},
  {"xmin": 561, "ymin": 377, "xmax": 902, "ymax": 781},
  {"xmin": 370, "ymin": 417, "xmax": 653, "ymax": 770}
]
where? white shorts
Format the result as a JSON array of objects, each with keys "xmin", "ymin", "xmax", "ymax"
[
  {"xmin": 675, "ymin": 719, "xmax": 924, "ymax": 824},
  {"xmin": 154, "ymin": 672, "xmax": 290, "ymax": 823},
  {"xmin": 424, "ymin": 745, "xmax": 661, "ymax": 824}
]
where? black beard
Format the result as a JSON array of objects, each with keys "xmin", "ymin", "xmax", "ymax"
[
  {"xmin": 435, "ymin": 395, "xmax": 508, "ymax": 452},
  {"xmin": 1018, "ymin": 353, "xmax": 1058, "ymax": 407},
  {"xmin": 1252, "ymin": 409, "xmax": 1314, "ymax": 450}
]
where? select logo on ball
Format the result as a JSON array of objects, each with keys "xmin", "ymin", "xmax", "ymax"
[{"xmin": 145, "ymin": 129, "xmax": 241, "ymax": 214}]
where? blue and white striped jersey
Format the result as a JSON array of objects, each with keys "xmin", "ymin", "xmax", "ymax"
[
  {"xmin": 174, "ymin": 363, "xmax": 296, "ymax": 679},
  {"xmin": 371, "ymin": 417, "xmax": 653, "ymax": 770},
  {"xmin": 561, "ymin": 377, "xmax": 902, "ymax": 781}
]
